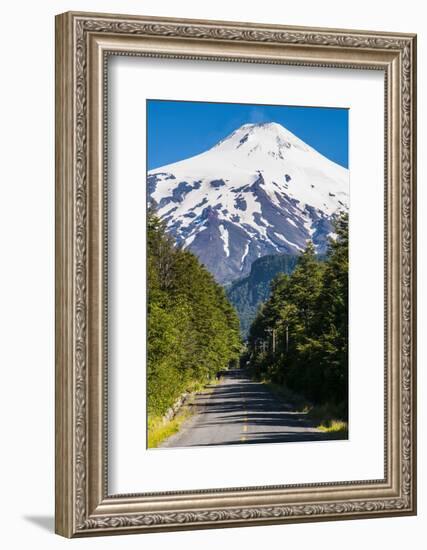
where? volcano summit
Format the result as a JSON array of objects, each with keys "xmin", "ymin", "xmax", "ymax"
[{"xmin": 148, "ymin": 122, "xmax": 349, "ymax": 284}]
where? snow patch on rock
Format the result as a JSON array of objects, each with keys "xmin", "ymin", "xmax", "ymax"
[{"xmin": 148, "ymin": 121, "xmax": 349, "ymax": 283}]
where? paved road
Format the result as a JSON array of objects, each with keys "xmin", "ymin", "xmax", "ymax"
[{"xmin": 160, "ymin": 369, "xmax": 332, "ymax": 448}]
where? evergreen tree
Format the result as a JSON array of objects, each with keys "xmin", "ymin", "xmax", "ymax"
[
  {"xmin": 247, "ymin": 213, "xmax": 349, "ymax": 417},
  {"xmin": 147, "ymin": 209, "xmax": 241, "ymax": 416}
]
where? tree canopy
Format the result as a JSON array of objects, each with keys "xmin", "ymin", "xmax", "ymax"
[
  {"xmin": 147, "ymin": 209, "xmax": 241, "ymax": 416},
  {"xmin": 246, "ymin": 213, "xmax": 349, "ymax": 417}
]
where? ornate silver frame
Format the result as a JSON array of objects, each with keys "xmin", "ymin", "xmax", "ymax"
[{"xmin": 55, "ymin": 11, "xmax": 417, "ymax": 537}]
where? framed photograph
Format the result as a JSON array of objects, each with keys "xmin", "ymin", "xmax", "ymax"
[{"xmin": 55, "ymin": 11, "xmax": 417, "ymax": 537}]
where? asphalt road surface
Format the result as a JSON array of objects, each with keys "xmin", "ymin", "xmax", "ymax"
[{"xmin": 160, "ymin": 369, "xmax": 333, "ymax": 448}]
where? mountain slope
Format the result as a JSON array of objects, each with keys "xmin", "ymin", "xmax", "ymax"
[
  {"xmin": 226, "ymin": 254, "xmax": 299, "ymax": 338},
  {"xmin": 148, "ymin": 122, "xmax": 349, "ymax": 283}
]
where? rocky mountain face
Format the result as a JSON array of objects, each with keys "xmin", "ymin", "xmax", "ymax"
[
  {"xmin": 148, "ymin": 122, "xmax": 349, "ymax": 284},
  {"xmin": 226, "ymin": 254, "xmax": 300, "ymax": 338}
]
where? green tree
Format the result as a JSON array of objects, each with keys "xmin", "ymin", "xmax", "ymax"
[
  {"xmin": 247, "ymin": 213, "xmax": 349, "ymax": 417},
  {"xmin": 147, "ymin": 209, "xmax": 241, "ymax": 416}
]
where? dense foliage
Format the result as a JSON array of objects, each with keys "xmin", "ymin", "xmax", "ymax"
[
  {"xmin": 147, "ymin": 209, "xmax": 241, "ymax": 416},
  {"xmin": 226, "ymin": 254, "xmax": 299, "ymax": 338},
  {"xmin": 246, "ymin": 213, "xmax": 349, "ymax": 418}
]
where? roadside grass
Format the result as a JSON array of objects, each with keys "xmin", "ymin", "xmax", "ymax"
[
  {"xmin": 260, "ymin": 379, "xmax": 310, "ymax": 411},
  {"xmin": 308, "ymin": 403, "xmax": 348, "ymax": 438},
  {"xmin": 147, "ymin": 374, "xmax": 225, "ymax": 448},
  {"xmin": 257, "ymin": 377, "xmax": 348, "ymax": 438},
  {"xmin": 189, "ymin": 375, "xmax": 223, "ymax": 392},
  {"xmin": 147, "ymin": 408, "xmax": 193, "ymax": 449},
  {"xmin": 317, "ymin": 419, "xmax": 348, "ymax": 435}
]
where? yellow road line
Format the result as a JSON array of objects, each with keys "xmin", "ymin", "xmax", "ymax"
[{"xmin": 241, "ymin": 396, "xmax": 249, "ymax": 441}]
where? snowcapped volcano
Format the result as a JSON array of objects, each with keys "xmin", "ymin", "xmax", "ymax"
[{"xmin": 148, "ymin": 122, "xmax": 349, "ymax": 283}]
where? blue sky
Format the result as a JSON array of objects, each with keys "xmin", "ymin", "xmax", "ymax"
[{"xmin": 147, "ymin": 100, "xmax": 349, "ymax": 170}]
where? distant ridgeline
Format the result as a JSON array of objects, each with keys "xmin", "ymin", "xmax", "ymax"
[{"xmin": 226, "ymin": 254, "xmax": 299, "ymax": 338}]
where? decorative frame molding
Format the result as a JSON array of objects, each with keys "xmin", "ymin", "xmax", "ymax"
[{"xmin": 55, "ymin": 11, "xmax": 417, "ymax": 537}]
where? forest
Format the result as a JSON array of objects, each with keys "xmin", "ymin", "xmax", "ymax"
[
  {"xmin": 245, "ymin": 213, "xmax": 349, "ymax": 421},
  {"xmin": 147, "ymin": 208, "xmax": 348, "ymax": 439},
  {"xmin": 226, "ymin": 253, "xmax": 300, "ymax": 337},
  {"xmin": 147, "ymin": 209, "xmax": 241, "ymax": 418}
]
